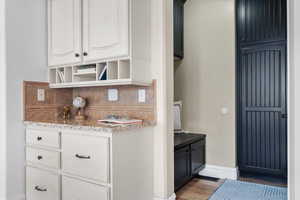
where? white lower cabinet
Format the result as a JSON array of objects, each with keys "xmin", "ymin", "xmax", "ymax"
[
  {"xmin": 25, "ymin": 125, "xmax": 153, "ymax": 200},
  {"xmin": 26, "ymin": 167, "xmax": 60, "ymax": 200},
  {"xmin": 26, "ymin": 128, "xmax": 60, "ymax": 148},
  {"xmin": 26, "ymin": 147, "xmax": 60, "ymax": 169},
  {"xmin": 61, "ymin": 133, "xmax": 109, "ymax": 183},
  {"xmin": 62, "ymin": 176, "xmax": 109, "ymax": 200}
]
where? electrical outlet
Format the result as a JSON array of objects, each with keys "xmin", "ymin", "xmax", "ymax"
[
  {"xmin": 37, "ymin": 89, "xmax": 45, "ymax": 101},
  {"xmin": 138, "ymin": 89, "xmax": 146, "ymax": 103},
  {"xmin": 108, "ymin": 89, "xmax": 118, "ymax": 101}
]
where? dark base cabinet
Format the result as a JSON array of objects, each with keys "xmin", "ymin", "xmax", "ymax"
[
  {"xmin": 174, "ymin": 133, "xmax": 206, "ymax": 191},
  {"xmin": 174, "ymin": 146, "xmax": 190, "ymax": 190},
  {"xmin": 191, "ymin": 139, "xmax": 206, "ymax": 176}
]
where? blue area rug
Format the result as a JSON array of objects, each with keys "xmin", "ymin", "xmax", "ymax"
[{"xmin": 209, "ymin": 180, "xmax": 287, "ymax": 200}]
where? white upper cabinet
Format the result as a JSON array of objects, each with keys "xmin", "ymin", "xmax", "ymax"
[
  {"xmin": 48, "ymin": 0, "xmax": 152, "ymax": 87},
  {"xmin": 48, "ymin": 0, "xmax": 82, "ymax": 67},
  {"xmin": 82, "ymin": 0, "xmax": 129, "ymax": 62}
]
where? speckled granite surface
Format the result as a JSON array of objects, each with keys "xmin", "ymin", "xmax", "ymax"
[{"xmin": 24, "ymin": 120, "xmax": 156, "ymax": 133}]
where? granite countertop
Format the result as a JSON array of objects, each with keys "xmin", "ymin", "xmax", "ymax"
[
  {"xmin": 174, "ymin": 132, "xmax": 206, "ymax": 149},
  {"xmin": 24, "ymin": 119, "xmax": 156, "ymax": 133}
]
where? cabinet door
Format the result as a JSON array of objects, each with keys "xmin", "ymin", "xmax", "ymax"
[
  {"xmin": 191, "ymin": 139, "xmax": 206, "ymax": 175},
  {"xmin": 173, "ymin": 0, "xmax": 185, "ymax": 59},
  {"xmin": 61, "ymin": 133, "xmax": 110, "ymax": 183},
  {"xmin": 26, "ymin": 167, "xmax": 60, "ymax": 200},
  {"xmin": 82, "ymin": 0, "xmax": 129, "ymax": 62},
  {"xmin": 174, "ymin": 146, "xmax": 190, "ymax": 191},
  {"xmin": 48, "ymin": 0, "xmax": 82, "ymax": 66},
  {"xmin": 62, "ymin": 176, "xmax": 109, "ymax": 200}
]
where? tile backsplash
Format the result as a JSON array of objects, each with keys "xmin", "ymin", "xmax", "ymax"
[{"xmin": 23, "ymin": 81, "xmax": 156, "ymax": 122}]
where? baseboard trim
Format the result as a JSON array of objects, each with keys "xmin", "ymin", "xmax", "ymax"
[
  {"xmin": 154, "ymin": 193, "xmax": 176, "ymax": 200},
  {"xmin": 199, "ymin": 165, "xmax": 238, "ymax": 180}
]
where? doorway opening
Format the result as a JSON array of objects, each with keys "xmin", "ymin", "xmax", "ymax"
[{"xmin": 171, "ymin": 0, "xmax": 288, "ymax": 199}]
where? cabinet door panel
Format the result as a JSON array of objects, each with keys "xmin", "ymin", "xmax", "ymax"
[
  {"xmin": 173, "ymin": 0, "xmax": 184, "ymax": 59},
  {"xmin": 83, "ymin": 0, "xmax": 129, "ymax": 62},
  {"xmin": 26, "ymin": 129, "xmax": 60, "ymax": 149},
  {"xmin": 174, "ymin": 146, "xmax": 190, "ymax": 191},
  {"xmin": 191, "ymin": 140, "xmax": 205, "ymax": 175},
  {"xmin": 48, "ymin": 0, "xmax": 81, "ymax": 66},
  {"xmin": 61, "ymin": 133, "xmax": 110, "ymax": 183},
  {"xmin": 26, "ymin": 167, "xmax": 60, "ymax": 200},
  {"xmin": 62, "ymin": 176, "xmax": 109, "ymax": 200}
]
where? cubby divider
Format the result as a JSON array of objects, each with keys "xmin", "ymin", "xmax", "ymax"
[{"xmin": 49, "ymin": 59, "xmax": 135, "ymax": 87}]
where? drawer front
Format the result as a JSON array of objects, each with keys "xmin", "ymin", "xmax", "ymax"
[
  {"xmin": 62, "ymin": 133, "xmax": 109, "ymax": 183},
  {"xmin": 62, "ymin": 176, "xmax": 109, "ymax": 200},
  {"xmin": 26, "ymin": 167, "xmax": 60, "ymax": 200},
  {"xmin": 26, "ymin": 129, "xmax": 60, "ymax": 148},
  {"xmin": 26, "ymin": 147, "xmax": 60, "ymax": 169}
]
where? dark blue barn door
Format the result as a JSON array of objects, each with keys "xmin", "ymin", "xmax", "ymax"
[{"xmin": 237, "ymin": 0, "xmax": 287, "ymax": 178}]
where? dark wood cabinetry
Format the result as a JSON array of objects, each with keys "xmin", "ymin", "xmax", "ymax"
[
  {"xmin": 174, "ymin": 133, "xmax": 206, "ymax": 191},
  {"xmin": 191, "ymin": 140, "xmax": 206, "ymax": 176},
  {"xmin": 173, "ymin": 0, "xmax": 186, "ymax": 59},
  {"xmin": 174, "ymin": 146, "xmax": 190, "ymax": 190}
]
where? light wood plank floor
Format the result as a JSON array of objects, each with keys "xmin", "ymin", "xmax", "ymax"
[
  {"xmin": 176, "ymin": 177, "xmax": 287, "ymax": 200},
  {"xmin": 176, "ymin": 178, "xmax": 223, "ymax": 200}
]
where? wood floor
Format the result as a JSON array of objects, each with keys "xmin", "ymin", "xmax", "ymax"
[
  {"xmin": 176, "ymin": 178, "xmax": 223, "ymax": 200},
  {"xmin": 176, "ymin": 177, "xmax": 287, "ymax": 200}
]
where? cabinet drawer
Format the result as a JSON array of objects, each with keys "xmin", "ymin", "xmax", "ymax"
[
  {"xmin": 62, "ymin": 133, "xmax": 110, "ymax": 183},
  {"xmin": 26, "ymin": 129, "xmax": 60, "ymax": 148},
  {"xmin": 26, "ymin": 147, "xmax": 60, "ymax": 169},
  {"xmin": 26, "ymin": 167, "xmax": 60, "ymax": 200},
  {"xmin": 62, "ymin": 176, "xmax": 109, "ymax": 200}
]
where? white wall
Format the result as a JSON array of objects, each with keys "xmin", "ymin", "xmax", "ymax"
[
  {"xmin": 152, "ymin": 0, "xmax": 175, "ymax": 199},
  {"xmin": 174, "ymin": 0, "xmax": 236, "ymax": 168},
  {"xmin": 289, "ymin": 0, "xmax": 300, "ymax": 199},
  {"xmin": 5, "ymin": 0, "xmax": 47, "ymax": 199},
  {"xmin": 0, "ymin": 0, "xmax": 7, "ymax": 199}
]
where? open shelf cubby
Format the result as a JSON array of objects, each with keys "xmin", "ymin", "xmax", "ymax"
[
  {"xmin": 49, "ymin": 68, "xmax": 57, "ymax": 84},
  {"xmin": 73, "ymin": 65, "xmax": 97, "ymax": 82},
  {"xmin": 107, "ymin": 61, "xmax": 118, "ymax": 80},
  {"xmin": 118, "ymin": 60, "xmax": 131, "ymax": 79},
  {"xmin": 49, "ymin": 59, "xmax": 132, "ymax": 87}
]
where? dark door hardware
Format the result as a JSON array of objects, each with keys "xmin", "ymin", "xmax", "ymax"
[
  {"xmin": 75, "ymin": 154, "xmax": 91, "ymax": 159},
  {"xmin": 75, "ymin": 53, "xmax": 80, "ymax": 57},
  {"xmin": 37, "ymin": 136, "xmax": 42, "ymax": 141},
  {"xmin": 34, "ymin": 186, "xmax": 47, "ymax": 192},
  {"xmin": 83, "ymin": 52, "xmax": 88, "ymax": 56},
  {"xmin": 37, "ymin": 155, "xmax": 43, "ymax": 160}
]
